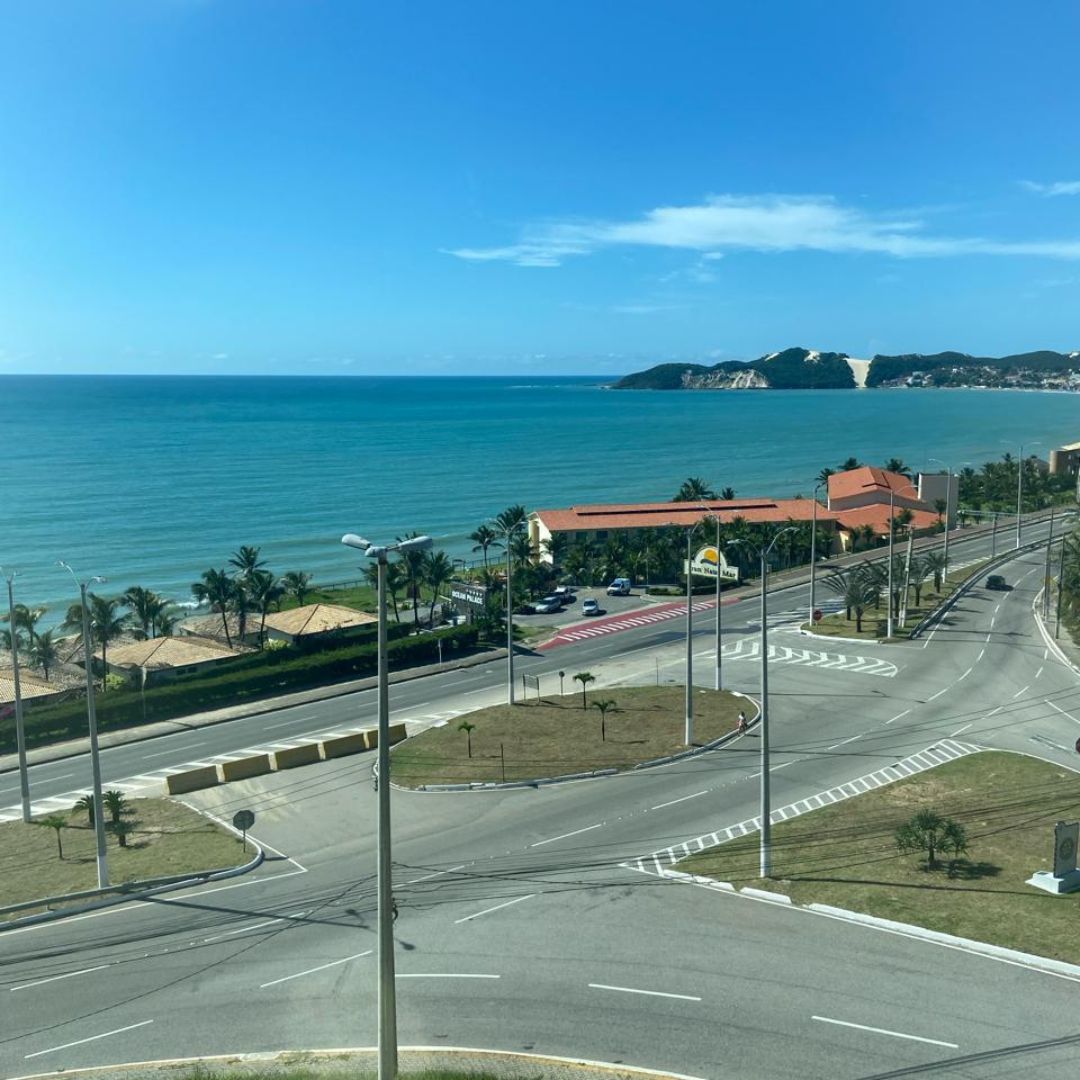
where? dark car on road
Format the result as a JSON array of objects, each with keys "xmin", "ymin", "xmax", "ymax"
[{"xmin": 986, "ymin": 574, "xmax": 1008, "ymax": 590}]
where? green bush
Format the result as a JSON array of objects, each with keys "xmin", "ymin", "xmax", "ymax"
[{"xmin": 1, "ymin": 624, "xmax": 480, "ymax": 753}]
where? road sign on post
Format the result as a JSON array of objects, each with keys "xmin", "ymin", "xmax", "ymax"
[
  {"xmin": 233, "ymin": 809, "xmax": 255, "ymax": 851},
  {"xmin": 813, "ymin": 609, "xmax": 823, "ymax": 623}
]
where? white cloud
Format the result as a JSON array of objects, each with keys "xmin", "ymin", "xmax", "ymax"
[
  {"xmin": 1020, "ymin": 180, "xmax": 1080, "ymax": 197},
  {"xmin": 611, "ymin": 303, "xmax": 684, "ymax": 315},
  {"xmin": 447, "ymin": 194, "xmax": 1080, "ymax": 267}
]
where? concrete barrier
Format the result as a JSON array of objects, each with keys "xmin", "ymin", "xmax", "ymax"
[
  {"xmin": 387, "ymin": 722, "xmax": 407, "ymax": 745},
  {"xmin": 217, "ymin": 754, "xmax": 272, "ymax": 783},
  {"xmin": 364, "ymin": 729, "xmax": 378, "ymax": 750},
  {"xmin": 165, "ymin": 765, "xmax": 220, "ymax": 795},
  {"xmin": 320, "ymin": 732, "xmax": 370, "ymax": 759},
  {"xmin": 272, "ymin": 743, "xmax": 322, "ymax": 770}
]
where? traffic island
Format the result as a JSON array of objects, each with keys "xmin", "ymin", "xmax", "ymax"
[
  {"xmin": 391, "ymin": 685, "xmax": 745, "ymax": 788},
  {"xmin": 0, "ymin": 797, "xmax": 247, "ymax": 922},
  {"xmin": 680, "ymin": 751, "xmax": 1080, "ymax": 965}
]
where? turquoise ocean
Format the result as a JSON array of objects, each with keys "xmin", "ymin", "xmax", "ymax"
[{"xmin": 2, "ymin": 375, "xmax": 1078, "ymax": 622}]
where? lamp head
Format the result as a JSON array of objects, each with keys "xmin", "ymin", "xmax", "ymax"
[
  {"xmin": 396, "ymin": 535, "xmax": 433, "ymax": 553},
  {"xmin": 341, "ymin": 533, "xmax": 372, "ymax": 552}
]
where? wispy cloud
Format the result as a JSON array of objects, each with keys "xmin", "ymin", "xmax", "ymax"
[
  {"xmin": 611, "ymin": 303, "xmax": 685, "ymax": 315},
  {"xmin": 447, "ymin": 194, "xmax": 1080, "ymax": 266},
  {"xmin": 1020, "ymin": 180, "xmax": 1080, "ymax": 197}
]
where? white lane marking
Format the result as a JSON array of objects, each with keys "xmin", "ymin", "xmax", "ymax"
[
  {"xmin": 651, "ymin": 790, "xmax": 709, "ymax": 811},
  {"xmin": 262, "ymin": 717, "xmax": 308, "ymax": 730},
  {"xmin": 1044, "ymin": 647, "xmax": 1049, "ymax": 660},
  {"xmin": 24, "ymin": 1019, "xmax": 154, "ymax": 1059},
  {"xmin": 1048, "ymin": 701, "xmax": 1080, "ymax": 726},
  {"xmin": 530, "ymin": 822, "xmax": 604, "ymax": 847},
  {"xmin": 403, "ymin": 864, "xmax": 467, "ymax": 885},
  {"xmin": 885, "ymin": 708, "xmax": 911, "ymax": 725},
  {"xmin": 397, "ymin": 973, "xmax": 501, "ymax": 979},
  {"xmin": 1035, "ymin": 666, "xmax": 1044, "ymax": 679},
  {"xmin": 927, "ymin": 687, "xmax": 948, "ymax": 702},
  {"xmin": 990, "ymin": 615, "xmax": 996, "ymax": 629},
  {"xmin": 826, "ymin": 735, "xmax": 861, "ymax": 750},
  {"xmin": 1012, "ymin": 685, "xmax": 1030, "ymax": 699},
  {"xmin": 951, "ymin": 723, "xmax": 973, "ymax": 737},
  {"xmin": 957, "ymin": 667, "xmax": 972, "ymax": 682},
  {"xmin": 464, "ymin": 687, "xmax": 491, "ymax": 696},
  {"xmin": 201, "ymin": 911, "xmax": 308, "ymax": 943},
  {"xmin": 811, "ymin": 1014, "xmax": 958, "ymax": 1048},
  {"xmin": 977, "ymin": 649, "xmax": 985, "ymax": 662},
  {"xmin": 259, "ymin": 950, "xmax": 372, "ymax": 989},
  {"xmin": 10, "ymin": 964, "xmax": 111, "ymax": 992},
  {"xmin": 454, "ymin": 894, "xmax": 535, "ymax": 924},
  {"xmin": 589, "ymin": 982, "xmax": 702, "ymax": 1002},
  {"xmin": 33, "ymin": 773, "xmax": 75, "ymax": 783}
]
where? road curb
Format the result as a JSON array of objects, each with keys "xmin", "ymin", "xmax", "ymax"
[
  {"xmin": 657, "ymin": 867, "xmax": 1080, "ymax": 983},
  {"xmin": 796, "ymin": 628, "xmax": 884, "ymax": 645},
  {"xmin": 7, "ymin": 1045, "xmax": 711, "ymax": 1080},
  {"xmin": 401, "ymin": 692, "xmax": 762, "ymax": 793},
  {"xmin": 1032, "ymin": 588, "xmax": 1080, "ymax": 677}
]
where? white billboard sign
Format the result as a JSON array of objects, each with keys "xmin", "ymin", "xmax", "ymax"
[{"xmin": 685, "ymin": 545, "xmax": 739, "ymax": 583}]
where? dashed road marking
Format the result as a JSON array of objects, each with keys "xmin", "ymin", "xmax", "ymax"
[{"xmin": 811, "ymin": 1015, "xmax": 958, "ymax": 1049}]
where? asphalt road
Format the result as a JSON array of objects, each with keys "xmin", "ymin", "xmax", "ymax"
[{"xmin": 2, "ymin": 519, "xmax": 1079, "ymax": 1079}]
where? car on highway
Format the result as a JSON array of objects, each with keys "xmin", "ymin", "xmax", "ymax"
[
  {"xmin": 986, "ymin": 574, "xmax": 1008, "ymax": 590},
  {"xmin": 582, "ymin": 598, "xmax": 601, "ymax": 615}
]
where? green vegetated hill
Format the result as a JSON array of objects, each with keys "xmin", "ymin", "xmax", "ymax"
[
  {"xmin": 865, "ymin": 349, "xmax": 1080, "ymax": 387},
  {"xmin": 613, "ymin": 348, "xmax": 855, "ymax": 390},
  {"xmin": 614, "ymin": 347, "xmax": 1080, "ymax": 390}
]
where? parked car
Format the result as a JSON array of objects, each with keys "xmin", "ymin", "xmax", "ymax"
[
  {"xmin": 532, "ymin": 598, "xmax": 562, "ymax": 614},
  {"xmin": 606, "ymin": 577, "xmax": 632, "ymax": 596},
  {"xmin": 986, "ymin": 574, "xmax": 1008, "ymax": 590},
  {"xmin": 553, "ymin": 585, "xmax": 575, "ymax": 603},
  {"xmin": 582, "ymin": 598, "xmax": 601, "ymax": 616}
]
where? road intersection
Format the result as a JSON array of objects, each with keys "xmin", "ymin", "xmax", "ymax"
[{"xmin": 2, "ymin": 520, "xmax": 1079, "ymax": 1078}]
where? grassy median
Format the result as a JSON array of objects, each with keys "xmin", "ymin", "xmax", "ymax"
[
  {"xmin": 0, "ymin": 798, "xmax": 245, "ymax": 917},
  {"xmin": 391, "ymin": 685, "xmax": 745, "ymax": 787},
  {"xmin": 682, "ymin": 751, "xmax": 1080, "ymax": 964}
]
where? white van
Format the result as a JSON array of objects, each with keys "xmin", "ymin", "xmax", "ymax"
[{"xmin": 606, "ymin": 577, "xmax": 632, "ymax": 596}]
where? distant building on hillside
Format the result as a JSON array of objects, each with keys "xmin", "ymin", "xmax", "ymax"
[{"xmin": 1049, "ymin": 441, "xmax": 1080, "ymax": 478}]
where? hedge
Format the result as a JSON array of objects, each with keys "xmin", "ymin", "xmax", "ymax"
[{"xmin": 1, "ymin": 624, "xmax": 480, "ymax": 753}]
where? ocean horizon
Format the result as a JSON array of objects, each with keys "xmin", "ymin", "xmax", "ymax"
[{"xmin": 3, "ymin": 374, "xmax": 1078, "ymax": 626}]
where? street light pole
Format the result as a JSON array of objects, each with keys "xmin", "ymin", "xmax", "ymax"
[
  {"xmin": 886, "ymin": 488, "xmax": 896, "ymax": 639},
  {"xmin": 929, "ymin": 459, "xmax": 953, "ymax": 580},
  {"xmin": 58, "ymin": 563, "xmax": 109, "ymax": 889},
  {"xmin": 714, "ymin": 514, "xmax": 722, "ymax": 692},
  {"xmin": 1016, "ymin": 445, "xmax": 1024, "ymax": 549},
  {"xmin": 809, "ymin": 480, "xmax": 825, "ymax": 627},
  {"xmin": 342, "ymin": 532, "xmax": 432, "ymax": 1080},
  {"xmin": 685, "ymin": 525, "xmax": 694, "ymax": 746},
  {"xmin": 3, "ymin": 569, "xmax": 31, "ymax": 823},
  {"xmin": 493, "ymin": 521, "xmax": 525, "ymax": 706}
]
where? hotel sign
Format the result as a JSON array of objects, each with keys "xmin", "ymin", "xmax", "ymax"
[
  {"xmin": 451, "ymin": 582, "xmax": 488, "ymax": 608},
  {"xmin": 685, "ymin": 545, "xmax": 739, "ymax": 583}
]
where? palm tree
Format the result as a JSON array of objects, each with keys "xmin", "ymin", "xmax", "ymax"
[
  {"xmin": 281, "ymin": 571, "xmax": 313, "ymax": 607},
  {"xmin": 65, "ymin": 594, "xmax": 125, "ymax": 686},
  {"xmin": 816, "ymin": 467, "xmax": 835, "ymax": 487},
  {"xmin": 495, "ymin": 505, "xmax": 528, "ymax": 534},
  {"xmin": 591, "ymin": 698, "xmax": 616, "ymax": 742},
  {"xmin": 229, "ymin": 545, "xmax": 266, "ymax": 579},
  {"xmin": 907, "ymin": 555, "xmax": 931, "ymax": 607},
  {"xmin": 122, "ymin": 586, "xmax": 168, "ymax": 639},
  {"xmin": 563, "ymin": 543, "xmax": 592, "ymax": 585},
  {"xmin": 838, "ymin": 456, "xmax": 861, "ymax": 472},
  {"xmin": 423, "ymin": 551, "xmax": 454, "ymax": 624},
  {"xmin": 3, "ymin": 603, "xmax": 45, "ymax": 648},
  {"xmin": 396, "ymin": 534, "xmax": 427, "ymax": 625},
  {"xmin": 824, "ymin": 568, "xmax": 879, "ymax": 632},
  {"xmin": 925, "ymin": 551, "xmax": 948, "ymax": 594},
  {"xmin": 27, "ymin": 630, "xmax": 60, "ymax": 681},
  {"xmin": 247, "ymin": 570, "xmax": 284, "ymax": 647},
  {"xmin": 74, "ymin": 793, "xmax": 95, "ymax": 825},
  {"xmin": 364, "ymin": 561, "xmax": 403, "ymax": 622},
  {"xmin": 1, "ymin": 626, "xmax": 25, "ymax": 654},
  {"xmin": 573, "ymin": 671, "xmax": 595, "ymax": 709},
  {"xmin": 40, "ymin": 814, "xmax": 67, "ymax": 859},
  {"xmin": 673, "ymin": 477, "xmax": 715, "ymax": 502},
  {"xmin": 470, "ymin": 524, "xmax": 501, "ymax": 569},
  {"xmin": 858, "ymin": 524, "xmax": 877, "ymax": 552},
  {"xmin": 457, "ymin": 719, "xmax": 476, "ymax": 758},
  {"xmin": 720, "ymin": 487, "xmax": 735, "ymax": 501},
  {"xmin": 103, "ymin": 789, "xmax": 129, "ymax": 825},
  {"xmin": 154, "ymin": 605, "xmax": 179, "ymax": 637},
  {"xmin": 191, "ymin": 568, "xmax": 236, "ymax": 647},
  {"xmin": 883, "ymin": 458, "xmax": 912, "ymax": 478},
  {"xmin": 541, "ymin": 532, "xmax": 570, "ymax": 568}
]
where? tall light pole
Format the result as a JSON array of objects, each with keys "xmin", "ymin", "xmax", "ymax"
[
  {"xmin": 885, "ymin": 482, "xmax": 920, "ymax": 638},
  {"xmin": 728, "ymin": 527, "xmax": 796, "ymax": 879},
  {"xmin": 1016, "ymin": 445, "xmax": 1024, "ymax": 550},
  {"xmin": 2, "ymin": 568, "xmax": 31, "ymax": 823},
  {"xmin": 684, "ymin": 525, "xmax": 695, "ymax": 746},
  {"xmin": 713, "ymin": 513, "xmax": 723, "ymax": 691},
  {"xmin": 58, "ymin": 562, "xmax": 109, "ymax": 888},
  {"xmin": 492, "ymin": 521, "xmax": 526, "ymax": 705},
  {"xmin": 928, "ymin": 459, "xmax": 953, "ymax": 580},
  {"xmin": 342, "ymin": 531, "xmax": 432, "ymax": 1080},
  {"xmin": 808, "ymin": 479, "xmax": 827, "ymax": 627}
]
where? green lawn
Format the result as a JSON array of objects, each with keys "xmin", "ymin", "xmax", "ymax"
[
  {"xmin": 392, "ymin": 685, "xmax": 744, "ymax": 787},
  {"xmin": 1, "ymin": 798, "xmax": 246, "ymax": 918},
  {"xmin": 681, "ymin": 751, "xmax": 1080, "ymax": 965}
]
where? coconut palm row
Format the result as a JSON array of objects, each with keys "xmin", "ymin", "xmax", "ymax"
[{"xmin": 824, "ymin": 551, "xmax": 948, "ymax": 632}]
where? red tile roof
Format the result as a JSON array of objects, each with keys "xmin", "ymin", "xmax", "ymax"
[
  {"xmin": 828, "ymin": 467, "xmax": 921, "ymax": 505},
  {"xmin": 533, "ymin": 499, "xmax": 836, "ymax": 533},
  {"xmin": 833, "ymin": 505, "xmax": 941, "ymax": 536}
]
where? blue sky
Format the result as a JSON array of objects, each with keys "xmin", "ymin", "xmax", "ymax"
[{"xmin": 2, "ymin": 2, "xmax": 1079, "ymax": 375}]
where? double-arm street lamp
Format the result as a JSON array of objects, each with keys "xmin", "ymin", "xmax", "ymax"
[
  {"xmin": 885, "ymin": 482, "xmax": 920, "ymax": 638},
  {"xmin": 727, "ymin": 526, "xmax": 796, "ymax": 879},
  {"xmin": 341, "ymin": 531, "xmax": 432, "ymax": 1080},
  {"xmin": 2, "ymin": 568, "xmax": 31, "ymax": 823},
  {"xmin": 58, "ymin": 562, "xmax": 110, "ymax": 888},
  {"xmin": 928, "ymin": 459, "xmax": 954, "ymax": 580},
  {"xmin": 490, "ymin": 520, "xmax": 527, "ymax": 705}
]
